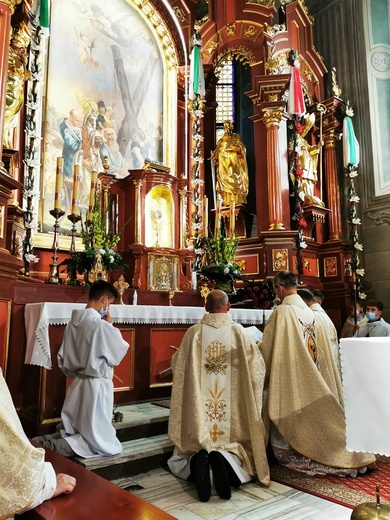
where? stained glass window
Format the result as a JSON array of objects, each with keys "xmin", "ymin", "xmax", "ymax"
[{"xmin": 215, "ymin": 57, "xmax": 235, "ymax": 142}]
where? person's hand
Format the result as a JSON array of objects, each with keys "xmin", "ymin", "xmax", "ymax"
[
  {"xmin": 105, "ymin": 306, "xmax": 112, "ymax": 323},
  {"xmin": 53, "ymin": 473, "xmax": 76, "ymax": 497}
]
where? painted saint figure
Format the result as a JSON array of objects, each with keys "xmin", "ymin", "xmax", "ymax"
[{"xmin": 212, "ymin": 121, "xmax": 249, "ymax": 207}]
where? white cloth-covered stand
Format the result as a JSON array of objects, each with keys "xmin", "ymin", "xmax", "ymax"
[
  {"xmin": 25, "ymin": 303, "xmax": 271, "ymax": 369},
  {"xmin": 340, "ymin": 337, "xmax": 390, "ymax": 457}
]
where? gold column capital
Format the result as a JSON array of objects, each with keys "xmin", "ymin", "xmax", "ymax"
[
  {"xmin": 133, "ymin": 178, "xmax": 144, "ymax": 189},
  {"xmin": 323, "ymin": 132, "xmax": 340, "ymax": 149},
  {"xmin": 262, "ymin": 106, "xmax": 284, "ymax": 128},
  {"xmin": 1, "ymin": 0, "xmax": 22, "ymax": 14}
]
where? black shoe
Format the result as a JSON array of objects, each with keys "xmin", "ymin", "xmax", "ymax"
[
  {"xmin": 209, "ymin": 451, "xmax": 231, "ymax": 499},
  {"xmin": 224, "ymin": 458, "xmax": 241, "ymax": 489},
  {"xmin": 195, "ymin": 449, "xmax": 211, "ymax": 502}
]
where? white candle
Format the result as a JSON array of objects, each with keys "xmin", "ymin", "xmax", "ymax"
[
  {"xmin": 203, "ymin": 196, "xmax": 208, "ymax": 238},
  {"xmin": 87, "ymin": 170, "xmax": 98, "ymax": 221}
]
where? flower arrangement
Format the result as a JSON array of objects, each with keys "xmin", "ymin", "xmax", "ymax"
[
  {"xmin": 199, "ymin": 231, "xmax": 245, "ymax": 288},
  {"xmin": 289, "ymin": 117, "xmax": 308, "ymax": 278},
  {"xmin": 64, "ymin": 191, "xmax": 129, "ymax": 276},
  {"xmin": 343, "ymin": 106, "xmax": 366, "ymax": 300},
  {"xmin": 233, "ymin": 279, "xmax": 276, "ymax": 309}
]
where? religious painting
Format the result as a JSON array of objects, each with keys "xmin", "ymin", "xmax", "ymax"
[{"xmin": 41, "ymin": 0, "xmax": 165, "ymax": 233}]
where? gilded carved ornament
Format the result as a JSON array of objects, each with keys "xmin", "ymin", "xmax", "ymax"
[
  {"xmin": 4, "ymin": 25, "xmax": 31, "ymax": 149},
  {"xmin": 133, "ymin": 0, "xmax": 177, "ymax": 69},
  {"xmin": 244, "ymin": 26, "xmax": 257, "ymax": 38},
  {"xmin": 226, "ymin": 23, "xmax": 236, "ymax": 37},
  {"xmin": 272, "ymin": 249, "xmax": 288, "ymax": 271},
  {"xmin": 265, "ymin": 42, "xmax": 287, "ymax": 75},
  {"xmin": 247, "ymin": 0, "xmax": 275, "ymax": 6},
  {"xmin": 331, "ymin": 67, "xmax": 342, "ymax": 98},
  {"xmin": 264, "ymin": 23, "xmax": 286, "ymax": 37},
  {"xmin": 323, "ymin": 132, "xmax": 340, "ymax": 148},
  {"xmin": 262, "ymin": 106, "xmax": 284, "ymax": 128},
  {"xmin": 214, "ymin": 46, "xmax": 256, "ymax": 72},
  {"xmin": 1, "ymin": 0, "xmax": 21, "ymax": 14},
  {"xmin": 173, "ymin": 6, "xmax": 186, "ymax": 23}
]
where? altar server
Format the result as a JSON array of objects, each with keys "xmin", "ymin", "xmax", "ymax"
[{"xmin": 34, "ymin": 280, "xmax": 129, "ymax": 458}]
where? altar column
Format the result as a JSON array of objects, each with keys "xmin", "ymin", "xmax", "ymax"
[
  {"xmin": 262, "ymin": 106, "xmax": 285, "ymax": 230},
  {"xmin": 324, "ymin": 133, "xmax": 342, "ymax": 241},
  {"xmin": 321, "ymin": 97, "xmax": 344, "ymax": 241},
  {"xmin": 0, "ymin": 0, "xmax": 20, "ymax": 164}
]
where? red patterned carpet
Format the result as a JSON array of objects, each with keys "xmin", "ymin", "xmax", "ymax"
[{"xmin": 270, "ymin": 456, "xmax": 390, "ymax": 509}]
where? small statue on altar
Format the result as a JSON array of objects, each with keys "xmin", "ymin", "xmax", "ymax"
[
  {"xmin": 211, "ymin": 120, "xmax": 249, "ymax": 207},
  {"xmin": 295, "ymin": 114, "xmax": 325, "ymax": 207}
]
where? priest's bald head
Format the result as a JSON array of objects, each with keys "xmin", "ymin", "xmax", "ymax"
[{"xmin": 205, "ymin": 290, "xmax": 231, "ymax": 313}]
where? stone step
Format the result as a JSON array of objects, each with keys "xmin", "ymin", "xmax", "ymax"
[
  {"xmin": 73, "ymin": 433, "xmax": 174, "ymax": 481},
  {"xmin": 112, "ymin": 401, "xmax": 170, "ymax": 443}
]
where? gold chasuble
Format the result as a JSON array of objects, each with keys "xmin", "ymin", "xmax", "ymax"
[
  {"xmin": 0, "ymin": 370, "xmax": 47, "ymax": 517},
  {"xmin": 169, "ymin": 313, "xmax": 270, "ymax": 486},
  {"xmin": 260, "ymin": 294, "xmax": 375, "ymax": 470}
]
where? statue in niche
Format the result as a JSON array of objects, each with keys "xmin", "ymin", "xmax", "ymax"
[
  {"xmin": 211, "ymin": 121, "xmax": 249, "ymax": 207},
  {"xmin": 295, "ymin": 114, "xmax": 325, "ymax": 208}
]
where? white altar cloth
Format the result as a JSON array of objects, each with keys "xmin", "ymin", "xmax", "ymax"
[
  {"xmin": 340, "ymin": 337, "xmax": 390, "ymax": 457},
  {"xmin": 25, "ymin": 302, "xmax": 271, "ymax": 370}
]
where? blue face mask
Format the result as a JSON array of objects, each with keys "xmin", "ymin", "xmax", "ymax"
[
  {"xmin": 99, "ymin": 308, "xmax": 107, "ymax": 318},
  {"xmin": 366, "ymin": 312, "xmax": 377, "ymax": 321}
]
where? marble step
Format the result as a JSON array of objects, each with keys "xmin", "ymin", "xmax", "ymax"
[
  {"xmin": 73, "ymin": 433, "xmax": 174, "ymax": 481},
  {"xmin": 112, "ymin": 401, "xmax": 170, "ymax": 443}
]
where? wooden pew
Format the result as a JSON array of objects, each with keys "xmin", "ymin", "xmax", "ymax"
[{"xmin": 20, "ymin": 444, "xmax": 176, "ymax": 519}]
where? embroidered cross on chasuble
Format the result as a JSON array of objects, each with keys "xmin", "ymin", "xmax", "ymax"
[{"xmin": 201, "ymin": 324, "xmax": 232, "ymax": 448}]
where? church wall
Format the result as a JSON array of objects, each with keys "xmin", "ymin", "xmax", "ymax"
[{"xmin": 308, "ymin": 0, "xmax": 390, "ymax": 320}]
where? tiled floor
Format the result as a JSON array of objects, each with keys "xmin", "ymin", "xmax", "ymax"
[{"xmin": 112, "ymin": 467, "xmax": 354, "ymax": 519}]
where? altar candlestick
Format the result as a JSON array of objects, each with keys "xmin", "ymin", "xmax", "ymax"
[
  {"xmin": 54, "ymin": 157, "xmax": 64, "ymax": 210},
  {"xmin": 214, "ymin": 195, "xmax": 222, "ymax": 236},
  {"xmin": 203, "ymin": 196, "xmax": 208, "ymax": 238},
  {"xmin": 87, "ymin": 170, "xmax": 98, "ymax": 221},
  {"xmin": 71, "ymin": 165, "xmax": 81, "ymax": 215},
  {"xmin": 230, "ymin": 200, "xmax": 235, "ymax": 236}
]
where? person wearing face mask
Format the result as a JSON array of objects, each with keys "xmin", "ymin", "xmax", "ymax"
[
  {"xmin": 34, "ymin": 280, "xmax": 129, "ymax": 458},
  {"xmin": 354, "ymin": 299, "xmax": 390, "ymax": 337},
  {"xmin": 340, "ymin": 301, "xmax": 368, "ymax": 338}
]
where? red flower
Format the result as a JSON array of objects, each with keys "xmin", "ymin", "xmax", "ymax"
[
  {"xmin": 295, "ymin": 168, "xmax": 304, "ymax": 179},
  {"xmin": 260, "ymin": 294, "xmax": 264, "ymax": 299},
  {"xmin": 298, "ymin": 218, "xmax": 308, "ymax": 228},
  {"xmin": 295, "ymin": 122, "xmax": 303, "ymax": 134},
  {"xmin": 263, "ymin": 289, "xmax": 268, "ymax": 294},
  {"xmin": 254, "ymin": 286, "xmax": 259, "ymax": 291},
  {"xmin": 265, "ymin": 301, "xmax": 270, "ymax": 307}
]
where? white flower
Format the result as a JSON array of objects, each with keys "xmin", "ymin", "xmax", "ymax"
[
  {"xmin": 351, "ymin": 218, "xmax": 361, "ymax": 225},
  {"xmin": 193, "ymin": 222, "xmax": 202, "ymax": 230},
  {"xmin": 223, "ymin": 267, "xmax": 230, "ymax": 274},
  {"xmin": 356, "ymin": 268, "xmax": 365, "ymax": 277},
  {"xmin": 25, "ymin": 221, "xmax": 38, "ymax": 230},
  {"xmin": 350, "ymin": 195, "xmax": 360, "ymax": 203},
  {"xmin": 25, "ymin": 253, "xmax": 39, "ymax": 263},
  {"xmin": 193, "ymin": 134, "xmax": 204, "ymax": 141},
  {"xmin": 349, "ymin": 171, "xmax": 358, "ymax": 178},
  {"xmin": 192, "ymin": 155, "xmax": 204, "ymax": 163},
  {"xmin": 299, "ymin": 191, "xmax": 305, "ymax": 202},
  {"xmin": 99, "ymin": 248, "xmax": 105, "ymax": 255},
  {"xmin": 300, "ymin": 241, "xmax": 308, "ymax": 249},
  {"xmin": 194, "ymin": 110, "xmax": 204, "ymax": 118},
  {"xmin": 107, "ymin": 249, "xmax": 115, "ymax": 254},
  {"xmin": 109, "ymin": 255, "xmax": 114, "ymax": 263},
  {"xmin": 354, "ymin": 242, "xmax": 363, "ymax": 251},
  {"xmin": 358, "ymin": 292, "xmax": 367, "ymax": 299}
]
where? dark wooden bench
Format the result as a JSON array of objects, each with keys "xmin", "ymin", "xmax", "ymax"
[{"xmin": 20, "ymin": 444, "xmax": 176, "ymax": 519}]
